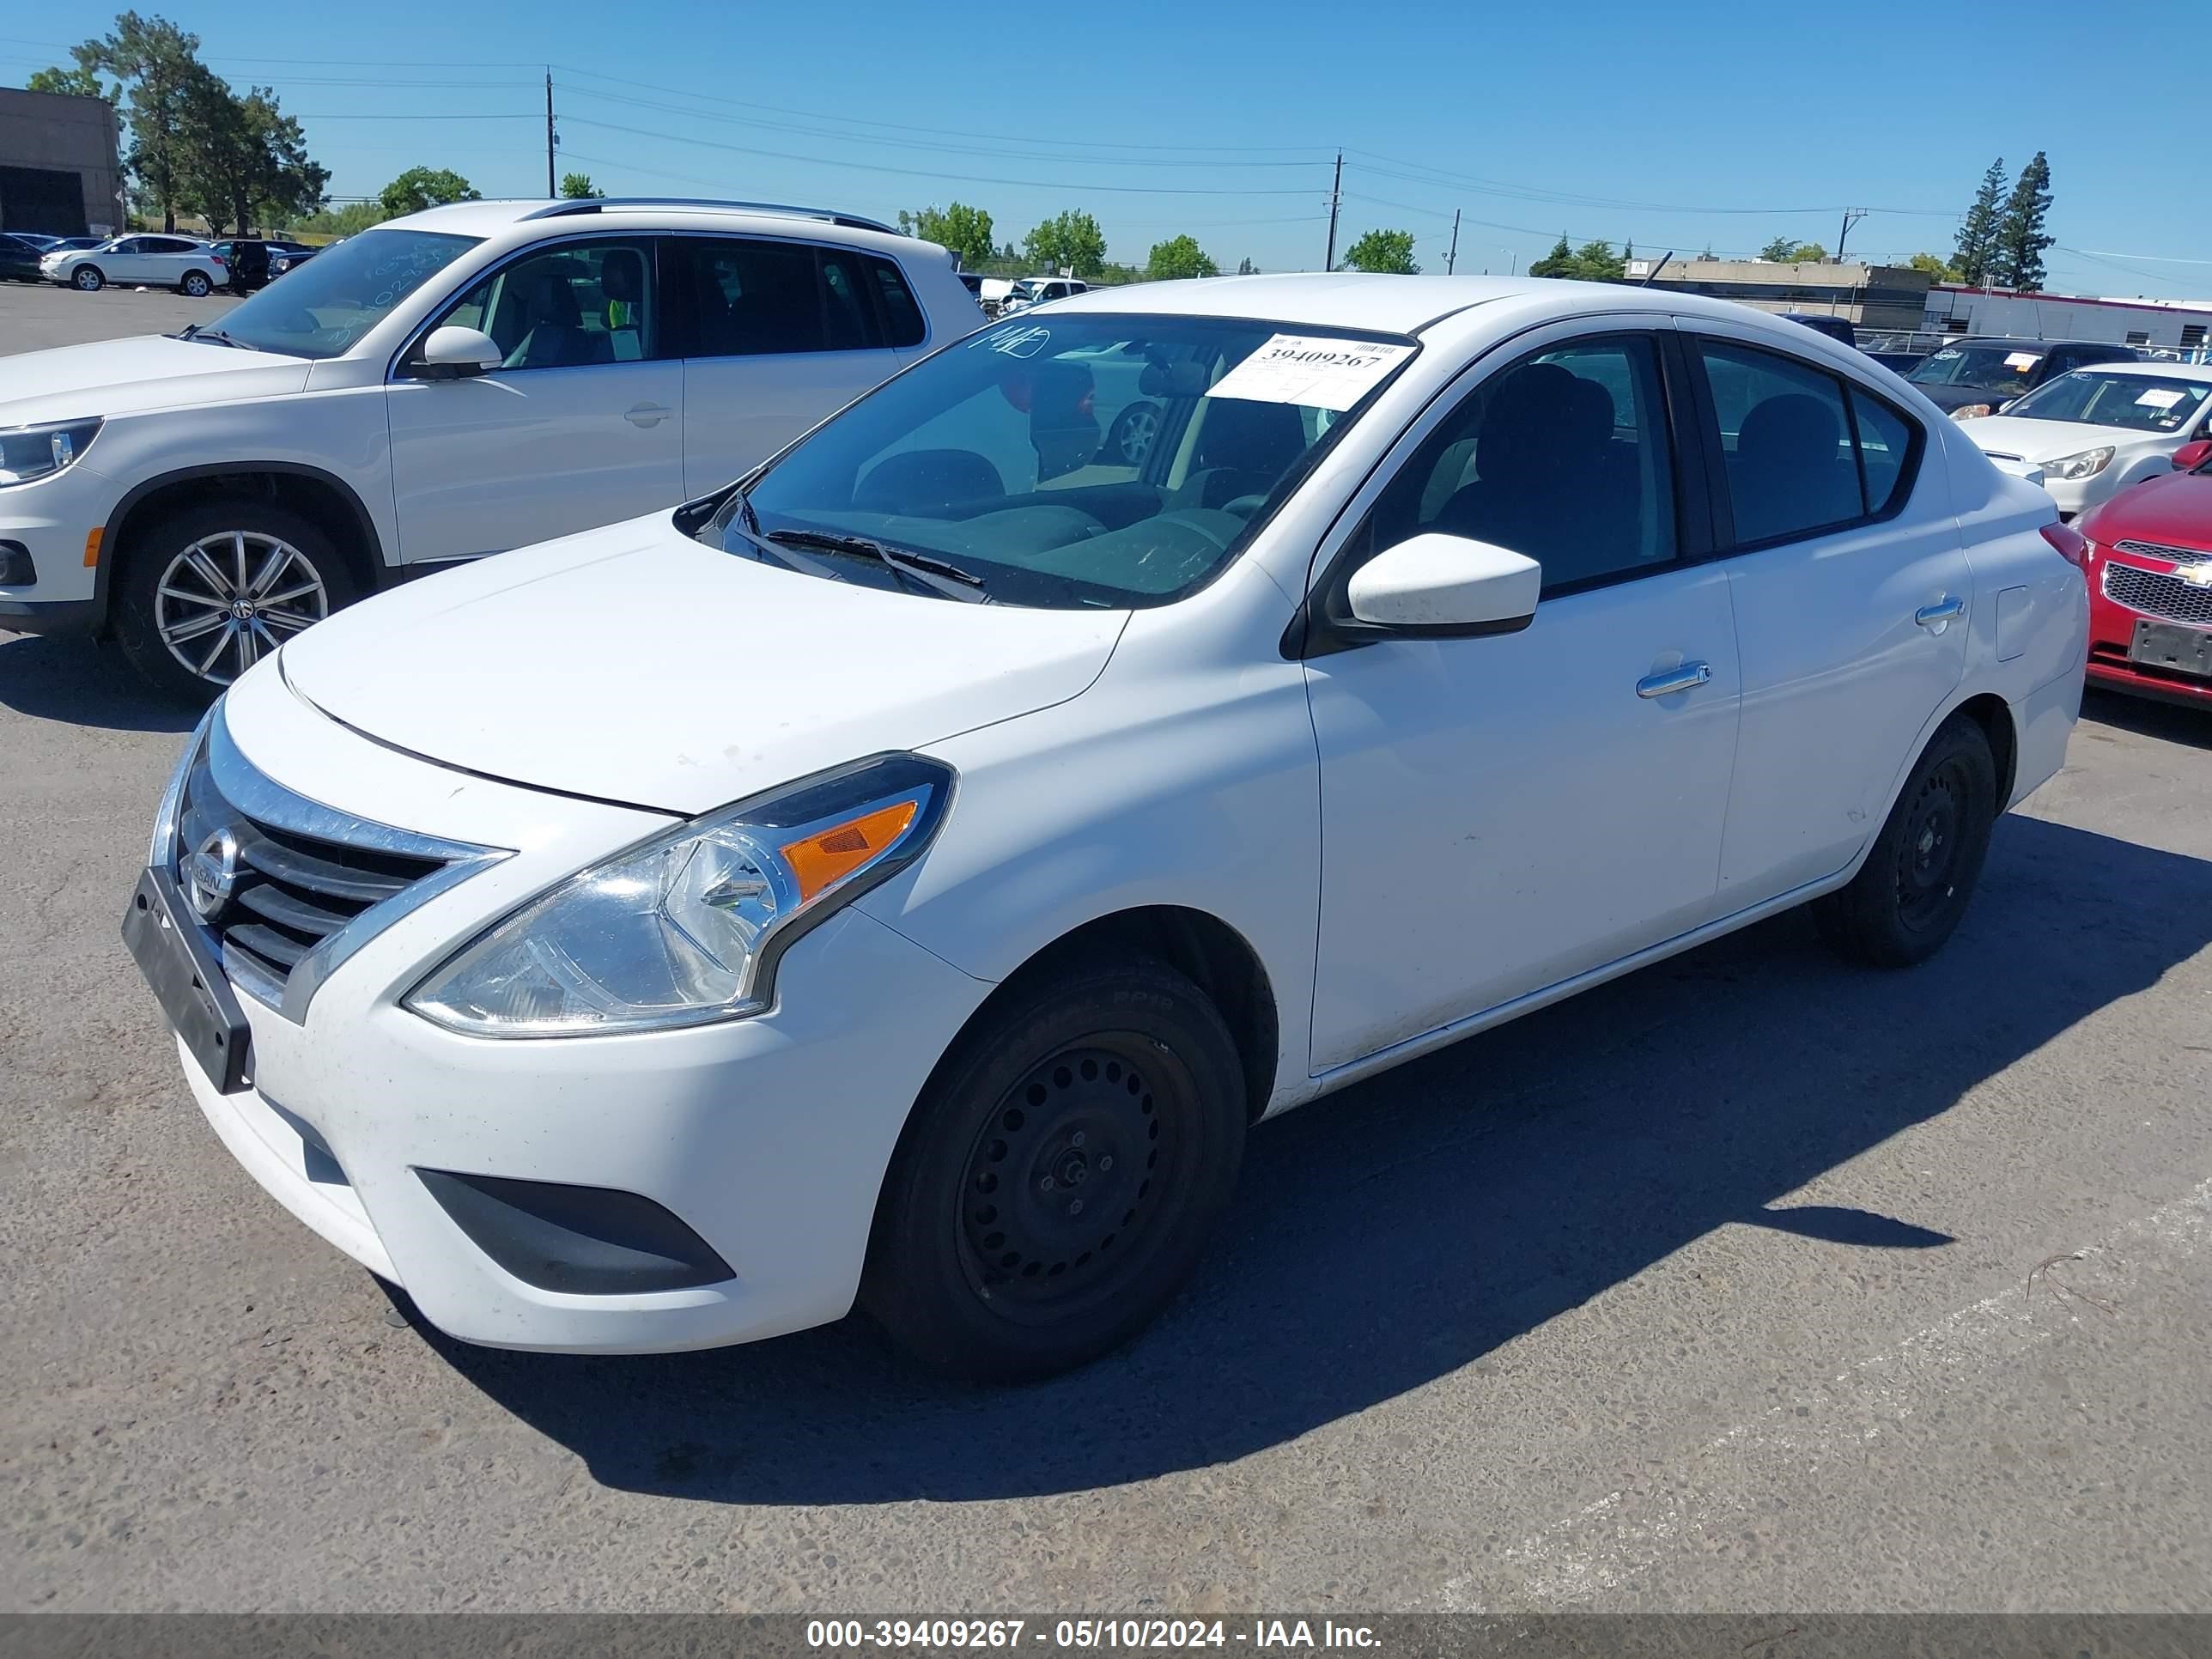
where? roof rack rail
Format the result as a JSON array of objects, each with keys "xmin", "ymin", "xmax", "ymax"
[{"xmin": 519, "ymin": 197, "xmax": 900, "ymax": 234}]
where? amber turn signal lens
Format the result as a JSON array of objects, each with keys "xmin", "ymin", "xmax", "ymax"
[{"xmin": 779, "ymin": 799, "xmax": 920, "ymax": 904}]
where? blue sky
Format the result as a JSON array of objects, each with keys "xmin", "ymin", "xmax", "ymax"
[{"xmin": 6, "ymin": 0, "xmax": 2207, "ymax": 299}]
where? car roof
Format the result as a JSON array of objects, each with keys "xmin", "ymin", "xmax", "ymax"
[
  {"xmin": 2053, "ymin": 357, "xmax": 2212, "ymax": 382},
  {"xmin": 382, "ymin": 198, "xmax": 936, "ymax": 260}
]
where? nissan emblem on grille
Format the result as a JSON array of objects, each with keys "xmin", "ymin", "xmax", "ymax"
[{"xmin": 183, "ymin": 826, "xmax": 243, "ymax": 922}]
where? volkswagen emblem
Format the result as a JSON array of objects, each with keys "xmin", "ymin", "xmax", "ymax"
[{"xmin": 184, "ymin": 827, "xmax": 244, "ymax": 921}]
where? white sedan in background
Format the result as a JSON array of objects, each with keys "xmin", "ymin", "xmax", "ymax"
[
  {"xmin": 41, "ymin": 234, "xmax": 229, "ymax": 295},
  {"xmin": 125, "ymin": 276, "xmax": 2085, "ymax": 1382},
  {"xmin": 1957, "ymin": 360, "xmax": 2212, "ymax": 520}
]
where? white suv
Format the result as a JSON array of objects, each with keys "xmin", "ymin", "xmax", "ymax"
[
  {"xmin": 40, "ymin": 234, "xmax": 230, "ymax": 296},
  {"xmin": 2, "ymin": 198, "xmax": 982, "ymax": 697}
]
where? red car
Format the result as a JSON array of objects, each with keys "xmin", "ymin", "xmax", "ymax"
[{"xmin": 2077, "ymin": 438, "xmax": 2212, "ymax": 708}]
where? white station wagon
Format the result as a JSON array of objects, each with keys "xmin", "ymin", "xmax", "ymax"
[{"xmin": 125, "ymin": 274, "xmax": 2087, "ymax": 1381}]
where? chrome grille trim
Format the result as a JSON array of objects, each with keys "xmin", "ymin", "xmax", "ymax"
[
  {"xmin": 2103, "ymin": 562, "xmax": 2212, "ymax": 629},
  {"xmin": 168, "ymin": 705, "xmax": 511, "ymax": 1024},
  {"xmin": 2112, "ymin": 538, "xmax": 2212, "ymax": 568}
]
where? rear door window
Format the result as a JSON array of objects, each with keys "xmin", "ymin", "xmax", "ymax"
[{"xmin": 672, "ymin": 237, "xmax": 894, "ymax": 357}]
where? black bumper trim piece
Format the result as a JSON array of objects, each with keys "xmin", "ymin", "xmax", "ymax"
[{"xmin": 416, "ymin": 1170, "xmax": 735, "ymax": 1295}]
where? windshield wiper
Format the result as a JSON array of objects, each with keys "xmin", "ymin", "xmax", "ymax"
[
  {"xmin": 195, "ymin": 327, "xmax": 259, "ymax": 351},
  {"xmin": 763, "ymin": 528, "xmax": 988, "ymax": 603}
]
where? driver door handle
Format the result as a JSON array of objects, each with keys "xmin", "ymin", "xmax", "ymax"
[
  {"xmin": 624, "ymin": 403, "xmax": 673, "ymax": 428},
  {"xmin": 1636, "ymin": 660, "xmax": 1712, "ymax": 700},
  {"xmin": 1915, "ymin": 595, "xmax": 1966, "ymax": 629}
]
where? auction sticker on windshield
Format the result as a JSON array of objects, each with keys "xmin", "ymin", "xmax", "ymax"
[{"xmin": 1206, "ymin": 334, "xmax": 1416, "ymax": 411}]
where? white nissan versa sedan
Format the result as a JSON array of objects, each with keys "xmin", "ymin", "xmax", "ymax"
[{"xmin": 125, "ymin": 276, "xmax": 2087, "ymax": 1381}]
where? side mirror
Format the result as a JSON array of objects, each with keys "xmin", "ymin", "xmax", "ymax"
[
  {"xmin": 407, "ymin": 325, "xmax": 502, "ymax": 380},
  {"xmin": 1346, "ymin": 532, "xmax": 1540, "ymax": 636},
  {"xmin": 2172, "ymin": 439, "xmax": 2212, "ymax": 472},
  {"xmin": 1996, "ymin": 398, "xmax": 2015, "ymax": 415}
]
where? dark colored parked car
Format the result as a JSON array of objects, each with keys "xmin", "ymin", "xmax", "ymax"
[
  {"xmin": 1781, "ymin": 312, "xmax": 1857, "ymax": 347},
  {"xmin": 209, "ymin": 238, "xmax": 318, "ymax": 292},
  {"xmin": 1904, "ymin": 336, "xmax": 2139, "ymax": 417},
  {"xmin": 2076, "ymin": 438, "xmax": 2212, "ymax": 710},
  {"xmin": 0, "ymin": 232, "xmax": 50, "ymax": 282}
]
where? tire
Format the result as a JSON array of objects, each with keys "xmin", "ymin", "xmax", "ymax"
[
  {"xmin": 1105, "ymin": 400, "xmax": 1163, "ymax": 467},
  {"xmin": 862, "ymin": 955, "xmax": 1247, "ymax": 1382},
  {"xmin": 1814, "ymin": 714, "xmax": 1997, "ymax": 969},
  {"xmin": 113, "ymin": 499, "xmax": 358, "ymax": 704},
  {"xmin": 179, "ymin": 270, "xmax": 210, "ymax": 297},
  {"xmin": 72, "ymin": 264, "xmax": 104, "ymax": 292}
]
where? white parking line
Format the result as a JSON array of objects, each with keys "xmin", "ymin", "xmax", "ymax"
[{"xmin": 1438, "ymin": 1175, "xmax": 2212, "ymax": 1610}]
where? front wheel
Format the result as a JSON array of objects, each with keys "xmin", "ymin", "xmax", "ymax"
[
  {"xmin": 71, "ymin": 264, "xmax": 104, "ymax": 292},
  {"xmin": 1104, "ymin": 400, "xmax": 1163, "ymax": 467},
  {"xmin": 1814, "ymin": 714, "xmax": 1996, "ymax": 968},
  {"xmin": 113, "ymin": 500, "xmax": 358, "ymax": 703},
  {"xmin": 179, "ymin": 270, "xmax": 210, "ymax": 297},
  {"xmin": 862, "ymin": 957, "xmax": 1247, "ymax": 1382}
]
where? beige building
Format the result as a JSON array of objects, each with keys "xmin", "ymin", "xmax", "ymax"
[
  {"xmin": 0, "ymin": 87, "xmax": 125, "ymax": 237},
  {"xmin": 1627, "ymin": 257, "xmax": 1936, "ymax": 333}
]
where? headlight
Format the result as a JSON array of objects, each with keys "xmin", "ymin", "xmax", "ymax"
[
  {"xmin": 2045, "ymin": 447, "xmax": 2115, "ymax": 481},
  {"xmin": 405, "ymin": 753, "xmax": 954, "ymax": 1037},
  {"xmin": 1953, "ymin": 404, "xmax": 1993, "ymax": 420},
  {"xmin": 0, "ymin": 418, "xmax": 101, "ymax": 487}
]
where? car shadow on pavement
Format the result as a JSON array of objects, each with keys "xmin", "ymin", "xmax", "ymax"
[
  {"xmin": 2082, "ymin": 687, "xmax": 2212, "ymax": 751},
  {"xmin": 0, "ymin": 632, "xmax": 198, "ymax": 733},
  {"xmin": 422, "ymin": 811, "xmax": 2212, "ymax": 1504}
]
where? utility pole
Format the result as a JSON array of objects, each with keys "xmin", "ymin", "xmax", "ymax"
[
  {"xmin": 544, "ymin": 70, "xmax": 556, "ymax": 198},
  {"xmin": 1445, "ymin": 209, "xmax": 1461, "ymax": 276},
  {"xmin": 1836, "ymin": 207, "xmax": 1867, "ymax": 265},
  {"xmin": 1323, "ymin": 150, "xmax": 1342, "ymax": 271}
]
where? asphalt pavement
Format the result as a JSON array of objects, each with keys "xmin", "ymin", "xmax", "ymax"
[{"xmin": 2, "ymin": 286, "xmax": 2209, "ymax": 1613}]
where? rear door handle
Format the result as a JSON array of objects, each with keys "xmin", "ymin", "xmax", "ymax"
[
  {"xmin": 1636, "ymin": 660, "xmax": 1712, "ymax": 699},
  {"xmin": 624, "ymin": 403, "xmax": 673, "ymax": 428},
  {"xmin": 1915, "ymin": 595, "xmax": 1966, "ymax": 629}
]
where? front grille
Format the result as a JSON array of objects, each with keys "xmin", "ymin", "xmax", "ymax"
[
  {"xmin": 174, "ymin": 751, "xmax": 447, "ymax": 1007},
  {"xmin": 2103, "ymin": 561, "xmax": 2212, "ymax": 629},
  {"xmin": 2113, "ymin": 538, "xmax": 2212, "ymax": 568}
]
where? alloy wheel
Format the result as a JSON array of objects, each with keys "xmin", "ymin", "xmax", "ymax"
[{"xmin": 152, "ymin": 530, "xmax": 331, "ymax": 685}]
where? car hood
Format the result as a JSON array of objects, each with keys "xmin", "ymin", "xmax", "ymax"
[
  {"xmin": 0, "ymin": 337, "xmax": 313, "ymax": 428},
  {"xmin": 2080, "ymin": 467, "xmax": 2212, "ymax": 550},
  {"xmin": 277, "ymin": 514, "xmax": 1130, "ymax": 816},
  {"xmin": 1957, "ymin": 415, "xmax": 2166, "ymax": 464}
]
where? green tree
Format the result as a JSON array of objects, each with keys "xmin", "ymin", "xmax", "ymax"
[
  {"xmin": 1528, "ymin": 234, "xmax": 1576, "ymax": 278},
  {"xmin": 74, "ymin": 12, "xmax": 207, "ymax": 232},
  {"xmin": 559, "ymin": 172, "xmax": 600, "ymax": 199},
  {"xmin": 1023, "ymin": 210, "xmax": 1107, "ymax": 277},
  {"xmin": 902, "ymin": 202, "xmax": 994, "ymax": 268},
  {"xmin": 1908, "ymin": 250, "xmax": 1962, "ymax": 282},
  {"xmin": 179, "ymin": 75, "xmax": 325, "ymax": 235},
  {"xmin": 1572, "ymin": 240, "xmax": 1626, "ymax": 280},
  {"xmin": 25, "ymin": 64, "xmax": 116, "ymax": 102},
  {"xmin": 1145, "ymin": 234, "xmax": 1218, "ymax": 281},
  {"xmin": 1952, "ymin": 157, "xmax": 2008, "ymax": 287},
  {"xmin": 1758, "ymin": 235, "xmax": 1826, "ymax": 264},
  {"xmin": 1236, "ymin": 256, "xmax": 1258, "ymax": 276},
  {"xmin": 280, "ymin": 199, "xmax": 385, "ymax": 238},
  {"xmin": 1340, "ymin": 228, "xmax": 1419, "ymax": 274},
  {"xmin": 379, "ymin": 167, "xmax": 480, "ymax": 218},
  {"xmin": 1991, "ymin": 150, "xmax": 2054, "ymax": 292}
]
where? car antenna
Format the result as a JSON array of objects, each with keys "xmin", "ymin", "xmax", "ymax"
[{"xmin": 1640, "ymin": 251, "xmax": 1674, "ymax": 289}]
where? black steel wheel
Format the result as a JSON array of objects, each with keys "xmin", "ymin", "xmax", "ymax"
[
  {"xmin": 1814, "ymin": 714, "xmax": 1996, "ymax": 968},
  {"xmin": 864, "ymin": 956, "xmax": 1245, "ymax": 1382}
]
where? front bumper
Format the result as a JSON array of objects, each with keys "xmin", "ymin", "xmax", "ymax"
[
  {"xmin": 0, "ymin": 462, "xmax": 121, "ymax": 631},
  {"xmin": 146, "ymin": 670, "xmax": 994, "ymax": 1353},
  {"xmin": 2087, "ymin": 554, "xmax": 2212, "ymax": 708}
]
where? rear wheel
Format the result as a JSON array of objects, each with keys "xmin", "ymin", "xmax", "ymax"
[
  {"xmin": 862, "ymin": 956, "xmax": 1246, "ymax": 1382},
  {"xmin": 179, "ymin": 270, "xmax": 210, "ymax": 297},
  {"xmin": 1814, "ymin": 715, "xmax": 1996, "ymax": 968},
  {"xmin": 71, "ymin": 264, "xmax": 104, "ymax": 292},
  {"xmin": 114, "ymin": 499, "xmax": 357, "ymax": 703},
  {"xmin": 1105, "ymin": 400, "xmax": 1163, "ymax": 467}
]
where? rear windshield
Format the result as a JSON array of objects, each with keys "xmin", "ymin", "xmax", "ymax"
[
  {"xmin": 2005, "ymin": 371, "xmax": 2212, "ymax": 434},
  {"xmin": 1907, "ymin": 343, "xmax": 2045, "ymax": 396},
  {"xmin": 710, "ymin": 314, "xmax": 1416, "ymax": 609},
  {"xmin": 198, "ymin": 228, "xmax": 480, "ymax": 359}
]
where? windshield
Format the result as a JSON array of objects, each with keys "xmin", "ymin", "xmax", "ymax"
[
  {"xmin": 1907, "ymin": 343, "xmax": 2046, "ymax": 396},
  {"xmin": 202, "ymin": 228, "xmax": 480, "ymax": 358},
  {"xmin": 2004, "ymin": 370, "xmax": 2211, "ymax": 434},
  {"xmin": 710, "ymin": 315, "xmax": 1414, "ymax": 608}
]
